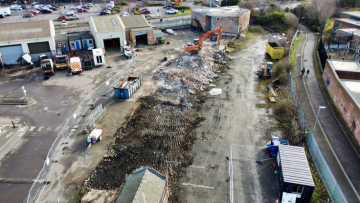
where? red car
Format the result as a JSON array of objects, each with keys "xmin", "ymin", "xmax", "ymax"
[
  {"xmin": 140, "ymin": 8, "xmax": 149, "ymax": 11},
  {"xmin": 77, "ymin": 8, "xmax": 88, "ymax": 12},
  {"xmin": 140, "ymin": 10, "xmax": 151, "ymax": 14},
  {"xmin": 58, "ymin": 15, "xmax": 67, "ymax": 19},
  {"xmin": 35, "ymin": 8, "xmax": 42, "ymax": 11},
  {"xmin": 103, "ymin": 7, "xmax": 112, "ymax": 11},
  {"xmin": 29, "ymin": 10, "xmax": 39, "ymax": 14}
]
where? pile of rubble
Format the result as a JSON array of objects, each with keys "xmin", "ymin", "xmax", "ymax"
[{"xmin": 84, "ymin": 45, "xmax": 231, "ymax": 201}]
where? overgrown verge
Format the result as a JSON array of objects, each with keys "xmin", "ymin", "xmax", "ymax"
[{"xmin": 226, "ymin": 25, "xmax": 266, "ymax": 54}]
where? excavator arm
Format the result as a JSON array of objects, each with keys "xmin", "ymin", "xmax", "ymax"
[{"xmin": 198, "ymin": 26, "xmax": 223, "ymax": 47}]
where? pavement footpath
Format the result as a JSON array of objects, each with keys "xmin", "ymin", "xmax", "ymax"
[{"xmin": 295, "ymin": 25, "xmax": 360, "ymax": 202}]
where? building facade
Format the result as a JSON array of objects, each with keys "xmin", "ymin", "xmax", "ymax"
[{"xmin": 0, "ymin": 20, "xmax": 56, "ymax": 64}]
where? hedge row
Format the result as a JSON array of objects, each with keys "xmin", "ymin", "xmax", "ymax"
[
  {"xmin": 173, "ymin": 6, "xmax": 190, "ymax": 10},
  {"xmin": 148, "ymin": 2, "xmax": 164, "ymax": 6}
]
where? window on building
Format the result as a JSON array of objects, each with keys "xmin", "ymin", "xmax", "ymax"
[
  {"xmin": 57, "ymin": 43, "xmax": 61, "ymax": 47},
  {"xmin": 292, "ymin": 186, "xmax": 304, "ymax": 194},
  {"xmin": 71, "ymin": 42, "xmax": 74, "ymax": 46},
  {"xmin": 216, "ymin": 17, "xmax": 220, "ymax": 21},
  {"xmin": 89, "ymin": 40, "xmax": 93, "ymax": 44}
]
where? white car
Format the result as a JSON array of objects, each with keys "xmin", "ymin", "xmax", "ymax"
[
  {"xmin": 11, "ymin": 7, "xmax": 22, "ymax": 11},
  {"xmin": 70, "ymin": 6, "xmax": 79, "ymax": 10},
  {"xmin": 166, "ymin": 9, "xmax": 178, "ymax": 14},
  {"xmin": 71, "ymin": 14, "xmax": 80, "ymax": 19},
  {"xmin": 120, "ymin": 12, "xmax": 129, "ymax": 16},
  {"xmin": 166, "ymin": 29, "xmax": 174, "ymax": 35},
  {"xmin": 61, "ymin": 20, "xmax": 67, "ymax": 26}
]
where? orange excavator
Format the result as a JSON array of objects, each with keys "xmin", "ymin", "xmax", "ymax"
[{"xmin": 184, "ymin": 26, "xmax": 223, "ymax": 52}]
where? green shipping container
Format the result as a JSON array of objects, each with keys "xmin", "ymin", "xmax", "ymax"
[{"xmin": 161, "ymin": 39, "xmax": 165, "ymax": 44}]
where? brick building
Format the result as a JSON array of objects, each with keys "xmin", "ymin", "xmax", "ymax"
[
  {"xmin": 323, "ymin": 60, "xmax": 360, "ymax": 144},
  {"xmin": 191, "ymin": 6, "xmax": 250, "ymax": 36}
]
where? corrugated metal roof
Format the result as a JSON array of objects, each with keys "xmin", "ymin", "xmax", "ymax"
[
  {"xmin": 340, "ymin": 11, "xmax": 360, "ymax": 18},
  {"xmin": 116, "ymin": 167, "xmax": 166, "ymax": 203},
  {"xmin": 69, "ymin": 35, "xmax": 80, "ymax": 41},
  {"xmin": 120, "ymin": 15, "xmax": 150, "ymax": 29},
  {"xmin": 91, "ymin": 15, "xmax": 124, "ymax": 31},
  {"xmin": 130, "ymin": 27, "xmax": 153, "ymax": 32},
  {"xmin": 153, "ymin": 30, "xmax": 164, "ymax": 35},
  {"xmin": 279, "ymin": 145, "xmax": 315, "ymax": 187},
  {"xmin": 0, "ymin": 20, "xmax": 53, "ymax": 42},
  {"xmin": 55, "ymin": 33, "xmax": 67, "ymax": 41}
]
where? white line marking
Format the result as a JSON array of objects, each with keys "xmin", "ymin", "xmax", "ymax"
[
  {"xmin": 29, "ymin": 126, "xmax": 36, "ymax": 132},
  {"xmin": 182, "ymin": 183, "xmax": 214, "ymax": 189},
  {"xmin": 0, "ymin": 133, "xmax": 16, "ymax": 151},
  {"xmin": 37, "ymin": 126, "xmax": 44, "ymax": 132},
  {"xmin": 35, "ymin": 140, "xmax": 44, "ymax": 151},
  {"xmin": 46, "ymin": 127, "xmax": 52, "ymax": 131},
  {"xmin": 190, "ymin": 165, "xmax": 205, "ymax": 169},
  {"xmin": 54, "ymin": 125, "xmax": 62, "ymax": 131},
  {"xmin": 6, "ymin": 132, "xmax": 13, "ymax": 138}
]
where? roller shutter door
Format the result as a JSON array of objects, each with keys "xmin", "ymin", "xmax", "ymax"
[
  {"xmin": 0, "ymin": 45, "xmax": 23, "ymax": 65},
  {"xmin": 28, "ymin": 42, "xmax": 52, "ymax": 61}
]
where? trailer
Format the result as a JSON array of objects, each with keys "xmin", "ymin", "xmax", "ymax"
[
  {"xmin": 70, "ymin": 57, "xmax": 82, "ymax": 74},
  {"xmin": 87, "ymin": 128, "xmax": 103, "ymax": 145},
  {"xmin": 114, "ymin": 77, "xmax": 141, "ymax": 99},
  {"xmin": 92, "ymin": 48, "xmax": 105, "ymax": 66}
]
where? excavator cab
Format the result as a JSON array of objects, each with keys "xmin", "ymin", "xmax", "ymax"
[
  {"xmin": 193, "ymin": 38, "xmax": 199, "ymax": 45},
  {"xmin": 184, "ymin": 27, "xmax": 222, "ymax": 52}
]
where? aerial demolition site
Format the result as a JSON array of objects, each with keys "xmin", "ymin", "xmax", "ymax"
[{"xmin": 83, "ymin": 44, "xmax": 231, "ymax": 201}]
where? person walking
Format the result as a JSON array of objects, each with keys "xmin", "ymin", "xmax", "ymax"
[
  {"xmin": 64, "ymin": 6, "xmax": 66, "ymax": 9},
  {"xmin": 301, "ymin": 68, "xmax": 305, "ymax": 77},
  {"xmin": 306, "ymin": 69, "xmax": 310, "ymax": 78}
]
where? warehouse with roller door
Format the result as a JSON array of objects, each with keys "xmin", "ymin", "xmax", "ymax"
[
  {"xmin": 89, "ymin": 15, "xmax": 126, "ymax": 53},
  {"xmin": 0, "ymin": 20, "xmax": 56, "ymax": 65}
]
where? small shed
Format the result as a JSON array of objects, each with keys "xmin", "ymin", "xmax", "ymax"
[
  {"xmin": 68, "ymin": 34, "xmax": 82, "ymax": 51},
  {"xmin": 79, "ymin": 31, "xmax": 95, "ymax": 50},
  {"xmin": 55, "ymin": 33, "xmax": 69, "ymax": 53},
  {"xmin": 276, "ymin": 145, "xmax": 315, "ymax": 203},
  {"xmin": 116, "ymin": 167, "xmax": 168, "ymax": 203}
]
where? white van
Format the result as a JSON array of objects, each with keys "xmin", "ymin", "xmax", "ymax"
[
  {"xmin": 92, "ymin": 48, "xmax": 105, "ymax": 66},
  {"xmin": 63, "ymin": 10, "xmax": 74, "ymax": 16}
]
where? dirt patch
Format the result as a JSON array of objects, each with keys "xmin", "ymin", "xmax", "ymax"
[{"xmin": 83, "ymin": 45, "xmax": 231, "ymax": 201}]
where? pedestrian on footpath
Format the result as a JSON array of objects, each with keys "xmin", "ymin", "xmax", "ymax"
[
  {"xmin": 306, "ymin": 69, "xmax": 310, "ymax": 78},
  {"xmin": 301, "ymin": 68, "xmax": 305, "ymax": 77}
]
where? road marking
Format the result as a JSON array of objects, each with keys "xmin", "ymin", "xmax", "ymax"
[
  {"xmin": 37, "ymin": 126, "xmax": 44, "ymax": 131},
  {"xmin": 190, "ymin": 165, "xmax": 205, "ymax": 169},
  {"xmin": 182, "ymin": 183, "xmax": 214, "ymax": 189},
  {"xmin": 0, "ymin": 133, "xmax": 17, "ymax": 151},
  {"xmin": 6, "ymin": 132, "xmax": 14, "ymax": 138},
  {"xmin": 29, "ymin": 126, "xmax": 36, "ymax": 132},
  {"xmin": 35, "ymin": 140, "xmax": 44, "ymax": 151},
  {"xmin": 54, "ymin": 125, "xmax": 62, "ymax": 131},
  {"xmin": 46, "ymin": 127, "xmax": 52, "ymax": 131}
]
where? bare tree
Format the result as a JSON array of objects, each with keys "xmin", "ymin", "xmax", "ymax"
[
  {"xmin": 305, "ymin": 0, "xmax": 335, "ymax": 27},
  {"xmin": 285, "ymin": 13, "xmax": 298, "ymax": 28}
]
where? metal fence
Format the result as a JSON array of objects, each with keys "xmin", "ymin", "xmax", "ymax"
[
  {"xmin": 85, "ymin": 103, "xmax": 107, "ymax": 130},
  {"xmin": 288, "ymin": 28, "xmax": 299, "ymax": 63},
  {"xmin": 27, "ymin": 46, "xmax": 136, "ymax": 203},
  {"xmin": 289, "ymin": 71, "xmax": 348, "ymax": 203}
]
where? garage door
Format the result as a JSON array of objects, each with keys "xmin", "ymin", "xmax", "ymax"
[
  {"xmin": 28, "ymin": 42, "xmax": 52, "ymax": 61},
  {"xmin": 0, "ymin": 45, "xmax": 23, "ymax": 65}
]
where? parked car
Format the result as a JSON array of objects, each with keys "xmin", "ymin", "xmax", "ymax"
[
  {"xmin": 58, "ymin": 15, "xmax": 67, "ymax": 19},
  {"xmin": 41, "ymin": 9, "xmax": 52, "ymax": 13},
  {"xmin": 31, "ymin": 2, "xmax": 39, "ymax": 5},
  {"xmin": 120, "ymin": 12, "xmax": 128, "ymax": 16},
  {"xmin": 140, "ymin": 8, "xmax": 149, "ymax": 12},
  {"xmin": 70, "ymin": 6, "xmax": 79, "ymax": 10},
  {"xmin": 74, "ymin": 3, "xmax": 82, "ymax": 7},
  {"xmin": 81, "ymin": 6, "xmax": 89, "ymax": 10},
  {"xmin": 23, "ymin": 14, "xmax": 33, "ymax": 18},
  {"xmin": 77, "ymin": 8, "xmax": 88, "ymax": 12},
  {"xmin": 61, "ymin": 20, "xmax": 67, "ymax": 26},
  {"xmin": 86, "ymin": 3, "xmax": 93, "ymax": 7},
  {"xmin": 63, "ymin": 10, "xmax": 74, "ymax": 16},
  {"xmin": 29, "ymin": 10, "xmax": 40, "ymax": 14},
  {"xmin": 11, "ymin": 7, "xmax": 22, "ymax": 11},
  {"xmin": 51, "ymin": 5, "xmax": 59, "ymax": 8},
  {"xmin": 140, "ymin": 10, "xmax": 151, "ymax": 14},
  {"xmin": 21, "ymin": 5, "xmax": 26, "ymax": 9},
  {"xmin": 144, "ymin": 14, "xmax": 151, "ymax": 18},
  {"xmin": 163, "ymin": 5, "xmax": 171, "ymax": 9},
  {"xmin": 0, "ymin": 14, "xmax": 5, "ymax": 18},
  {"xmin": 100, "ymin": 10, "xmax": 111, "ymax": 15},
  {"xmin": 166, "ymin": 9, "xmax": 178, "ymax": 14},
  {"xmin": 71, "ymin": 14, "xmax": 80, "ymax": 19},
  {"xmin": 35, "ymin": 8, "xmax": 42, "ymax": 11},
  {"xmin": 166, "ymin": 29, "xmax": 174, "ymax": 35},
  {"xmin": 103, "ymin": 7, "xmax": 112, "ymax": 11},
  {"xmin": 49, "ymin": 6, "xmax": 58, "ymax": 10}
]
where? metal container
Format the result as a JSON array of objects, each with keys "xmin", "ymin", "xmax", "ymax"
[{"xmin": 114, "ymin": 77, "xmax": 141, "ymax": 99}]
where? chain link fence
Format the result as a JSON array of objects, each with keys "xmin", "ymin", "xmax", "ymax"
[
  {"xmin": 27, "ymin": 45, "xmax": 136, "ymax": 203},
  {"xmin": 289, "ymin": 71, "xmax": 348, "ymax": 203}
]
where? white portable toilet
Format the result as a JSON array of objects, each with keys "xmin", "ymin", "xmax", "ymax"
[{"xmin": 92, "ymin": 48, "xmax": 105, "ymax": 66}]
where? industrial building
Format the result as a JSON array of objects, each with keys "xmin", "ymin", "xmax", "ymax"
[
  {"xmin": 276, "ymin": 145, "xmax": 315, "ymax": 203},
  {"xmin": 191, "ymin": 6, "xmax": 250, "ymax": 36},
  {"xmin": 89, "ymin": 15, "xmax": 126, "ymax": 52},
  {"xmin": 116, "ymin": 167, "xmax": 168, "ymax": 203},
  {"xmin": 323, "ymin": 60, "xmax": 360, "ymax": 144},
  {"xmin": 0, "ymin": 20, "xmax": 56, "ymax": 64},
  {"xmin": 55, "ymin": 33, "xmax": 70, "ymax": 55},
  {"xmin": 120, "ymin": 15, "xmax": 163, "ymax": 46}
]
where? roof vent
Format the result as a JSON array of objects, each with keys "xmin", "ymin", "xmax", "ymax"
[
  {"xmin": 99, "ymin": 20, "xmax": 106, "ymax": 29},
  {"xmin": 110, "ymin": 18, "xmax": 118, "ymax": 26}
]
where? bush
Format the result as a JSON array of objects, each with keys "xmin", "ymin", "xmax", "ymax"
[
  {"xmin": 194, "ymin": 1, "xmax": 199, "ymax": 4},
  {"xmin": 173, "ymin": 6, "xmax": 190, "ymax": 10},
  {"xmin": 285, "ymin": 7, "xmax": 289, "ymax": 12},
  {"xmin": 247, "ymin": 26, "xmax": 262, "ymax": 33},
  {"xmin": 134, "ymin": 6, "xmax": 139, "ymax": 11},
  {"xmin": 148, "ymin": 2, "xmax": 164, "ymax": 6},
  {"xmin": 115, "ymin": 7, "xmax": 121, "ymax": 12},
  {"xmin": 134, "ymin": 11, "xmax": 140, "ymax": 15},
  {"xmin": 252, "ymin": 12, "xmax": 290, "ymax": 31},
  {"xmin": 120, "ymin": 1, "xmax": 129, "ymax": 5},
  {"xmin": 220, "ymin": 0, "xmax": 240, "ymax": 6}
]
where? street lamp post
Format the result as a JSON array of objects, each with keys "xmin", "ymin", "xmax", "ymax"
[{"xmin": 313, "ymin": 106, "xmax": 326, "ymax": 134}]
